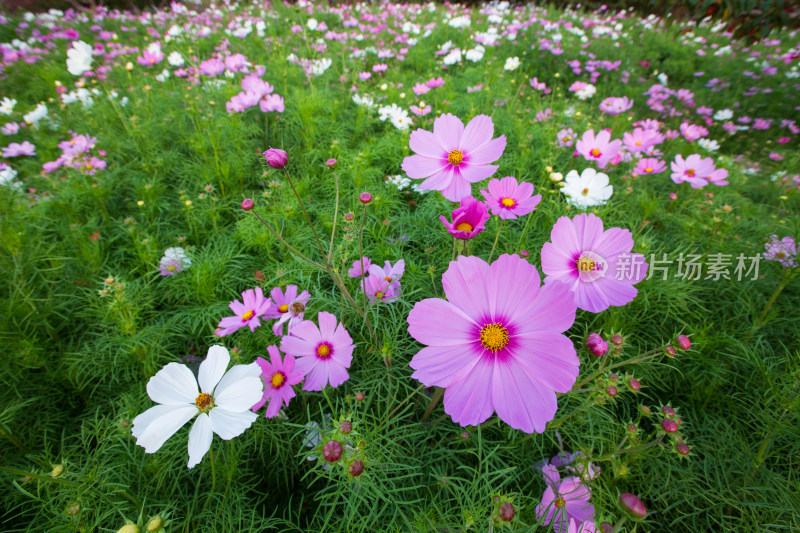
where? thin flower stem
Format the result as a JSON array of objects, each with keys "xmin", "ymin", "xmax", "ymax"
[
  {"xmin": 327, "ymin": 171, "xmax": 340, "ymax": 263},
  {"xmin": 488, "ymin": 217, "xmax": 503, "ymax": 263},
  {"xmin": 0, "ymin": 466, "xmax": 143, "ymax": 507},
  {"xmin": 385, "ymin": 384, "xmax": 426, "ymax": 423},
  {"xmin": 610, "ymin": 517, "xmax": 628, "ymax": 533},
  {"xmin": 250, "ymin": 210, "xmax": 327, "ymax": 270},
  {"xmin": 359, "ymin": 205, "xmax": 368, "ymax": 313},
  {"xmin": 282, "ymin": 169, "xmax": 327, "ymax": 261},
  {"xmin": 573, "ymin": 345, "xmax": 672, "ymax": 390},
  {"xmin": 421, "ymin": 387, "xmax": 445, "ymax": 422},
  {"xmin": 516, "ymin": 208, "xmax": 536, "ymax": 250},
  {"xmin": 591, "ymin": 435, "xmax": 664, "ymax": 463},
  {"xmin": 451, "ymin": 237, "xmax": 457, "ymax": 263},
  {"xmin": 745, "ymin": 270, "xmax": 797, "ymax": 343}
]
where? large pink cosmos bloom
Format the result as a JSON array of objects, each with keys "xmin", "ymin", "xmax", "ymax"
[
  {"xmin": 480, "ymin": 176, "xmax": 542, "ymax": 220},
  {"xmin": 280, "ymin": 312, "xmax": 354, "ymax": 391},
  {"xmin": 216, "ymin": 287, "xmax": 272, "ymax": 336},
  {"xmin": 536, "ymin": 476, "xmax": 596, "ymax": 533},
  {"xmin": 264, "ymin": 285, "xmax": 310, "ymax": 337},
  {"xmin": 440, "ymin": 196, "xmax": 490, "ymax": 240},
  {"xmin": 575, "ymin": 130, "xmax": 622, "ymax": 169},
  {"xmin": 407, "ymin": 254, "xmax": 579, "ymax": 433},
  {"xmin": 252, "ymin": 345, "xmax": 304, "ymax": 418},
  {"xmin": 402, "ymin": 113, "xmax": 507, "ymax": 202},
  {"xmin": 670, "ymin": 154, "xmax": 729, "ymax": 188},
  {"xmin": 541, "ymin": 214, "xmax": 648, "ymax": 313}
]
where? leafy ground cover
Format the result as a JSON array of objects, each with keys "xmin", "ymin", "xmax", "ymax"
[{"xmin": 0, "ymin": 1, "xmax": 799, "ymax": 532}]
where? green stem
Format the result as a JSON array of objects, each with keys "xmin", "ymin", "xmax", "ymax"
[
  {"xmin": 421, "ymin": 387, "xmax": 445, "ymax": 423},
  {"xmin": 592, "ymin": 435, "xmax": 664, "ymax": 463},
  {"xmin": 573, "ymin": 344, "xmax": 672, "ymax": 390},
  {"xmin": 250, "ymin": 210, "xmax": 326, "ymax": 270},
  {"xmin": 488, "ymin": 217, "xmax": 503, "ymax": 263},
  {"xmin": 0, "ymin": 466, "xmax": 142, "ymax": 507},
  {"xmin": 283, "ymin": 169, "xmax": 327, "ymax": 261},
  {"xmin": 359, "ymin": 205, "xmax": 369, "ymax": 313},
  {"xmin": 516, "ymin": 208, "xmax": 536, "ymax": 250},
  {"xmin": 451, "ymin": 237, "xmax": 457, "ymax": 263},
  {"xmin": 610, "ymin": 516, "xmax": 628, "ymax": 533},
  {"xmin": 745, "ymin": 270, "xmax": 797, "ymax": 343},
  {"xmin": 328, "ymin": 171, "xmax": 340, "ymax": 263}
]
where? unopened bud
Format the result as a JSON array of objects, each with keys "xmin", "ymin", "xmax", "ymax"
[
  {"xmin": 125, "ymin": 62, "xmax": 134, "ymax": 71},
  {"xmin": 325, "ymin": 158, "xmax": 337, "ymax": 167},
  {"xmin": 662, "ymin": 405, "xmax": 676, "ymax": 417},
  {"xmin": 665, "ymin": 346, "xmax": 677, "ymax": 357},
  {"xmin": 254, "ymin": 270, "xmax": 265, "ymax": 280},
  {"xmin": 676, "ymin": 334, "xmax": 691, "ymax": 350},
  {"xmin": 661, "ymin": 419, "xmax": 679, "ymax": 433},
  {"xmin": 355, "ymin": 392, "xmax": 364, "ymax": 401},
  {"xmin": 499, "ymin": 502, "xmax": 515, "ymax": 522},
  {"xmin": 619, "ymin": 493, "xmax": 647, "ymax": 520},
  {"xmin": 241, "ymin": 198, "xmax": 254, "ymax": 211},
  {"xmin": 117, "ymin": 525, "xmax": 140, "ymax": 533},
  {"xmin": 586, "ymin": 333, "xmax": 608, "ymax": 357},
  {"xmin": 323, "ymin": 441, "xmax": 343, "ymax": 462},
  {"xmin": 675, "ymin": 442, "xmax": 690, "ymax": 456},
  {"xmin": 639, "ymin": 405, "xmax": 652, "ymax": 416},
  {"xmin": 610, "ymin": 334, "xmax": 623, "ymax": 345},
  {"xmin": 146, "ymin": 516, "xmax": 163, "ymax": 531},
  {"xmin": 609, "ymin": 373, "xmax": 619, "ymax": 382},
  {"xmin": 359, "ymin": 192, "xmax": 373, "ymax": 204},
  {"xmin": 66, "ymin": 502, "xmax": 81, "ymax": 515},
  {"xmin": 338, "ymin": 420, "xmax": 353, "ymax": 434},
  {"xmin": 600, "ymin": 522, "xmax": 614, "ymax": 533},
  {"xmin": 263, "ymin": 148, "xmax": 288, "ymax": 168},
  {"xmin": 51, "ymin": 465, "xmax": 64, "ymax": 478},
  {"xmin": 348, "ymin": 459, "xmax": 364, "ymax": 477},
  {"xmin": 549, "ymin": 172, "xmax": 563, "ymax": 182},
  {"xmin": 519, "ymin": 249, "xmax": 529, "ymax": 257},
  {"xmin": 606, "ymin": 385, "xmax": 618, "ymax": 397},
  {"xmin": 344, "ymin": 212, "xmax": 354, "ymax": 221},
  {"xmin": 628, "ymin": 378, "xmax": 641, "ymax": 391},
  {"xmin": 626, "ymin": 423, "xmax": 637, "ymax": 433}
]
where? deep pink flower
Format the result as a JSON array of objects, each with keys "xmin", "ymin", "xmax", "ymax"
[
  {"xmin": 536, "ymin": 476, "xmax": 595, "ymax": 533},
  {"xmin": 252, "ymin": 345, "xmax": 304, "ymax": 418},
  {"xmin": 575, "ymin": 130, "xmax": 621, "ymax": 169},
  {"xmin": 541, "ymin": 213, "xmax": 649, "ymax": 313},
  {"xmin": 440, "ymin": 196, "xmax": 490, "ymax": 240},
  {"xmin": 137, "ymin": 48, "xmax": 164, "ymax": 66},
  {"xmin": 264, "ymin": 148, "xmax": 288, "ymax": 168},
  {"xmin": 632, "ymin": 158, "xmax": 666, "ymax": 176},
  {"xmin": 402, "ymin": 113, "xmax": 507, "ymax": 202},
  {"xmin": 216, "ymin": 287, "xmax": 272, "ymax": 336},
  {"xmin": 586, "ymin": 333, "xmax": 607, "ymax": 356},
  {"xmin": 265, "ymin": 285, "xmax": 310, "ymax": 337},
  {"xmin": 407, "ymin": 254, "xmax": 579, "ymax": 433},
  {"xmin": 479, "ymin": 176, "xmax": 542, "ymax": 220},
  {"xmin": 280, "ymin": 312, "xmax": 354, "ymax": 391},
  {"xmin": 670, "ymin": 154, "xmax": 728, "ymax": 188},
  {"xmin": 348, "ymin": 256, "xmax": 372, "ymax": 277}
]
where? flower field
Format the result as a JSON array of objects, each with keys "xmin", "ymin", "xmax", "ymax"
[{"xmin": 0, "ymin": 1, "xmax": 799, "ymax": 531}]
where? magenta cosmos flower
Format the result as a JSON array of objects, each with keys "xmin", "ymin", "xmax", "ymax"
[
  {"xmin": 252, "ymin": 345, "xmax": 304, "ymax": 418},
  {"xmin": 670, "ymin": 154, "xmax": 728, "ymax": 188},
  {"xmin": 440, "ymin": 196, "xmax": 490, "ymax": 240},
  {"xmin": 401, "ymin": 113, "xmax": 507, "ymax": 202},
  {"xmin": 541, "ymin": 214, "xmax": 648, "ymax": 313},
  {"xmin": 536, "ymin": 476, "xmax": 595, "ymax": 533},
  {"xmin": 407, "ymin": 254, "xmax": 579, "ymax": 433},
  {"xmin": 265, "ymin": 285, "xmax": 310, "ymax": 337},
  {"xmin": 348, "ymin": 256, "xmax": 372, "ymax": 278},
  {"xmin": 575, "ymin": 130, "xmax": 621, "ymax": 169},
  {"xmin": 480, "ymin": 176, "xmax": 542, "ymax": 220},
  {"xmin": 216, "ymin": 287, "xmax": 271, "ymax": 336},
  {"xmin": 632, "ymin": 157, "xmax": 666, "ymax": 177},
  {"xmin": 280, "ymin": 312, "xmax": 354, "ymax": 391}
]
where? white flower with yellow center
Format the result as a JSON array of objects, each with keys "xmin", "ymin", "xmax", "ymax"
[
  {"xmin": 561, "ymin": 168, "xmax": 613, "ymax": 208},
  {"xmin": 131, "ymin": 346, "xmax": 262, "ymax": 469}
]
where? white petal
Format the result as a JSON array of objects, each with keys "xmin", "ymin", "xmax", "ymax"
[
  {"xmin": 132, "ymin": 404, "xmax": 196, "ymax": 454},
  {"xmin": 198, "ymin": 345, "xmax": 230, "ymax": 393},
  {"xmin": 209, "ymin": 408, "xmax": 257, "ymax": 440},
  {"xmin": 146, "ymin": 363, "xmax": 198, "ymax": 405},
  {"xmin": 187, "ymin": 413, "xmax": 213, "ymax": 469},
  {"xmin": 214, "ymin": 362, "xmax": 263, "ymax": 411}
]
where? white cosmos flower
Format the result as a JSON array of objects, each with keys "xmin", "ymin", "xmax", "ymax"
[
  {"xmin": 66, "ymin": 40, "xmax": 93, "ymax": 76},
  {"xmin": 562, "ymin": 168, "xmax": 613, "ymax": 208},
  {"xmin": 23, "ymin": 103, "xmax": 48, "ymax": 125},
  {"xmin": 0, "ymin": 97, "xmax": 16, "ymax": 115},
  {"xmin": 697, "ymin": 138, "xmax": 720, "ymax": 152},
  {"xmin": 504, "ymin": 56, "xmax": 520, "ymax": 71},
  {"xmin": 131, "ymin": 345, "xmax": 262, "ymax": 469}
]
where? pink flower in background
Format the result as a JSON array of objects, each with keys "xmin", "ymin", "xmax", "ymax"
[
  {"xmin": 480, "ymin": 176, "xmax": 542, "ymax": 220},
  {"xmin": 199, "ymin": 58, "xmax": 225, "ymax": 76},
  {"xmin": 413, "ymin": 82, "xmax": 430, "ymax": 95},
  {"xmin": 259, "ymin": 94, "xmax": 284, "ymax": 113},
  {"xmin": 361, "ymin": 273, "xmax": 402, "ymax": 303},
  {"xmin": 541, "ymin": 213, "xmax": 649, "ymax": 313},
  {"xmin": 557, "ymin": 128, "xmax": 577, "ymax": 148},
  {"xmin": 679, "ymin": 121, "xmax": 709, "ymax": 142},
  {"xmin": 252, "ymin": 345, "xmax": 304, "ymax": 418},
  {"xmin": 670, "ymin": 154, "xmax": 728, "ymax": 188},
  {"xmin": 632, "ymin": 158, "xmax": 666, "ymax": 176},
  {"xmin": 407, "ymin": 254, "xmax": 579, "ymax": 433},
  {"xmin": 622, "ymin": 127, "xmax": 663, "ymax": 152},
  {"xmin": 280, "ymin": 312, "xmax": 354, "ymax": 391},
  {"xmin": 439, "ymin": 196, "xmax": 490, "ymax": 240},
  {"xmin": 2, "ymin": 123, "xmax": 19, "ymax": 135},
  {"xmin": 536, "ymin": 476, "xmax": 595, "ymax": 533},
  {"xmin": 426, "ymin": 76, "xmax": 445, "ymax": 88},
  {"xmin": 368, "ymin": 259, "xmax": 405, "ymax": 284},
  {"xmin": 265, "ymin": 285, "xmax": 310, "ymax": 337},
  {"xmin": 348, "ymin": 257, "xmax": 372, "ymax": 278},
  {"xmin": 137, "ymin": 46, "xmax": 164, "ymax": 66},
  {"xmin": 216, "ymin": 287, "xmax": 272, "ymax": 336},
  {"xmin": 410, "ymin": 104, "xmax": 432, "ymax": 116},
  {"xmin": 402, "ymin": 113, "xmax": 507, "ymax": 202},
  {"xmin": 2, "ymin": 141, "xmax": 35, "ymax": 157},
  {"xmin": 599, "ymin": 96, "xmax": 633, "ymax": 115},
  {"xmin": 764, "ymin": 235, "xmax": 797, "ymax": 268},
  {"xmin": 575, "ymin": 130, "xmax": 621, "ymax": 169}
]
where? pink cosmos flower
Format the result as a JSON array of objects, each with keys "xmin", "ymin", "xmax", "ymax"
[
  {"xmin": 599, "ymin": 96, "xmax": 633, "ymax": 115},
  {"xmin": 440, "ymin": 196, "xmax": 490, "ymax": 240},
  {"xmin": 252, "ymin": 345, "xmax": 304, "ymax": 418},
  {"xmin": 536, "ymin": 476, "xmax": 595, "ymax": 533},
  {"xmin": 479, "ymin": 176, "xmax": 542, "ymax": 220},
  {"xmin": 679, "ymin": 121, "xmax": 708, "ymax": 142},
  {"xmin": 265, "ymin": 285, "xmax": 310, "ymax": 337},
  {"xmin": 2, "ymin": 141, "xmax": 36, "ymax": 157},
  {"xmin": 361, "ymin": 273, "xmax": 401, "ymax": 304},
  {"xmin": 413, "ymin": 82, "xmax": 430, "ymax": 95},
  {"xmin": 557, "ymin": 128, "xmax": 577, "ymax": 148},
  {"xmin": 575, "ymin": 130, "xmax": 621, "ymax": 169},
  {"xmin": 407, "ymin": 254, "xmax": 579, "ymax": 433},
  {"xmin": 368, "ymin": 259, "xmax": 405, "ymax": 283},
  {"xmin": 402, "ymin": 113, "xmax": 507, "ymax": 202},
  {"xmin": 280, "ymin": 312, "xmax": 354, "ymax": 391},
  {"xmin": 670, "ymin": 154, "xmax": 728, "ymax": 188},
  {"xmin": 764, "ymin": 235, "xmax": 797, "ymax": 268},
  {"xmin": 622, "ymin": 127, "xmax": 664, "ymax": 153},
  {"xmin": 632, "ymin": 158, "xmax": 666, "ymax": 176},
  {"xmin": 259, "ymin": 94, "xmax": 285, "ymax": 113},
  {"xmin": 348, "ymin": 257, "xmax": 372, "ymax": 278},
  {"xmin": 2, "ymin": 123, "xmax": 19, "ymax": 135},
  {"xmin": 137, "ymin": 48, "xmax": 164, "ymax": 66},
  {"xmin": 541, "ymin": 213, "xmax": 649, "ymax": 313},
  {"xmin": 216, "ymin": 287, "xmax": 272, "ymax": 336}
]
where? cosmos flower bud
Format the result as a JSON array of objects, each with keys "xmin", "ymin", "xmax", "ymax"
[
  {"xmin": 619, "ymin": 493, "xmax": 647, "ymax": 520},
  {"xmin": 610, "ymin": 334, "xmax": 623, "ymax": 345},
  {"xmin": 626, "ymin": 423, "xmax": 638, "ymax": 433},
  {"xmin": 676, "ymin": 334, "xmax": 691, "ymax": 350},
  {"xmin": 628, "ymin": 377, "xmax": 641, "ymax": 391},
  {"xmin": 549, "ymin": 172, "xmax": 564, "ymax": 182},
  {"xmin": 665, "ymin": 345, "xmax": 677, "ymax": 357},
  {"xmin": 51, "ymin": 465, "xmax": 64, "ymax": 478},
  {"xmin": 586, "ymin": 333, "xmax": 608, "ymax": 356},
  {"xmin": 323, "ymin": 440, "xmax": 343, "ymax": 462},
  {"xmin": 675, "ymin": 442, "xmax": 690, "ymax": 456},
  {"xmin": 662, "ymin": 405, "xmax": 676, "ymax": 417},
  {"xmin": 359, "ymin": 192, "xmax": 373, "ymax": 204},
  {"xmin": 117, "ymin": 525, "xmax": 140, "ymax": 533},
  {"xmin": 498, "ymin": 502, "xmax": 515, "ymax": 522},
  {"xmin": 661, "ymin": 419, "xmax": 678, "ymax": 433},
  {"xmin": 325, "ymin": 158, "xmax": 337, "ymax": 167},
  {"xmin": 241, "ymin": 198, "xmax": 254, "ymax": 211},
  {"xmin": 519, "ymin": 249, "xmax": 529, "ymax": 257},
  {"xmin": 338, "ymin": 420, "xmax": 353, "ymax": 434},
  {"xmin": 254, "ymin": 270, "xmax": 265, "ymax": 281},
  {"xmin": 349, "ymin": 459, "xmax": 364, "ymax": 477},
  {"xmin": 263, "ymin": 148, "xmax": 288, "ymax": 168},
  {"xmin": 639, "ymin": 404, "xmax": 652, "ymax": 416},
  {"xmin": 355, "ymin": 392, "xmax": 364, "ymax": 401},
  {"xmin": 146, "ymin": 516, "xmax": 163, "ymax": 532},
  {"xmin": 606, "ymin": 385, "xmax": 618, "ymax": 397},
  {"xmin": 344, "ymin": 212, "xmax": 354, "ymax": 221}
]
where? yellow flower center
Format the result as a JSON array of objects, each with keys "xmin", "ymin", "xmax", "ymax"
[
  {"xmin": 167, "ymin": 265, "xmax": 176, "ymax": 271},
  {"xmin": 384, "ymin": 276, "xmax": 392, "ymax": 282},
  {"xmin": 581, "ymin": 188, "xmax": 590, "ymax": 196},
  {"xmin": 636, "ymin": 141, "xmax": 642, "ymax": 146},
  {"xmin": 241, "ymin": 310, "xmax": 255, "ymax": 320},
  {"xmin": 576, "ymin": 255, "xmax": 596, "ymax": 272},
  {"xmin": 456, "ymin": 222, "xmax": 473, "ymax": 232},
  {"xmin": 448, "ymin": 149, "xmax": 464, "ymax": 166},
  {"xmin": 278, "ymin": 303, "xmax": 289, "ymax": 313},
  {"xmin": 686, "ymin": 169, "xmax": 695, "ymax": 177},
  {"xmin": 501, "ymin": 198, "xmax": 515, "ymax": 207},
  {"xmin": 555, "ymin": 497, "xmax": 566, "ymax": 508},
  {"xmin": 270, "ymin": 372, "xmax": 285, "ymax": 388},
  {"xmin": 317, "ymin": 344, "xmax": 331, "ymax": 357},
  {"xmin": 195, "ymin": 392, "xmax": 214, "ymax": 411},
  {"xmin": 590, "ymin": 148, "xmax": 601, "ymax": 157},
  {"xmin": 777, "ymin": 252, "xmax": 785, "ymax": 258},
  {"xmin": 480, "ymin": 323, "xmax": 509, "ymax": 353},
  {"xmin": 644, "ymin": 167, "xmax": 653, "ymax": 173}
]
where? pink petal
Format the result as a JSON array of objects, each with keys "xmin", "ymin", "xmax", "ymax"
[
  {"xmin": 492, "ymin": 355, "xmax": 557, "ymax": 433},
  {"xmin": 410, "ymin": 344, "xmax": 481, "ymax": 387},
  {"xmin": 442, "ymin": 355, "xmax": 495, "ymax": 427},
  {"xmin": 433, "ymin": 113, "xmax": 464, "ymax": 151},
  {"xmin": 485, "ymin": 253, "xmax": 541, "ymax": 321},
  {"xmin": 459, "ymin": 162, "xmax": 499, "ymax": 183},
  {"xmin": 514, "ymin": 281, "xmax": 577, "ymax": 334},
  {"xmin": 511, "ymin": 332, "xmax": 580, "ymax": 393},
  {"xmin": 408, "ymin": 298, "xmax": 477, "ymax": 346},
  {"xmin": 459, "ymin": 114, "xmax": 494, "ymax": 152},
  {"xmin": 402, "ymin": 154, "xmax": 448, "ymax": 180},
  {"xmin": 439, "ymin": 173, "xmax": 472, "ymax": 202},
  {"xmin": 467, "ymin": 136, "xmax": 506, "ymax": 165},
  {"xmin": 409, "ymin": 128, "xmax": 447, "ymax": 158},
  {"xmin": 441, "ymin": 255, "xmax": 490, "ymax": 322}
]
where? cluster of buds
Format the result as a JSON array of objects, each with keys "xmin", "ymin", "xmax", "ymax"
[
  {"xmin": 658, "ymin": 404, "xmax": 691, "ymax": 458},
  {"xmin": 490, "ymin": 493, "xmax": 516, "ymax": 526},
  {"xmin": 98, "ymin": 276, "xmax": 123, "ymax": 298},
  {"xmin": 316, "ymin": 416, "xmax": 367, "ymax": 478},
  {"xmin": 595, "ymin": 371, "xmax": 640, "ymax": 403},
  {"xmin": 585, "ymin": 332, "xmax": 625, "ymax": 357},
  {"xmin": 665, "ymin": 334, "xmax": 692, "ymax": 357}
]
